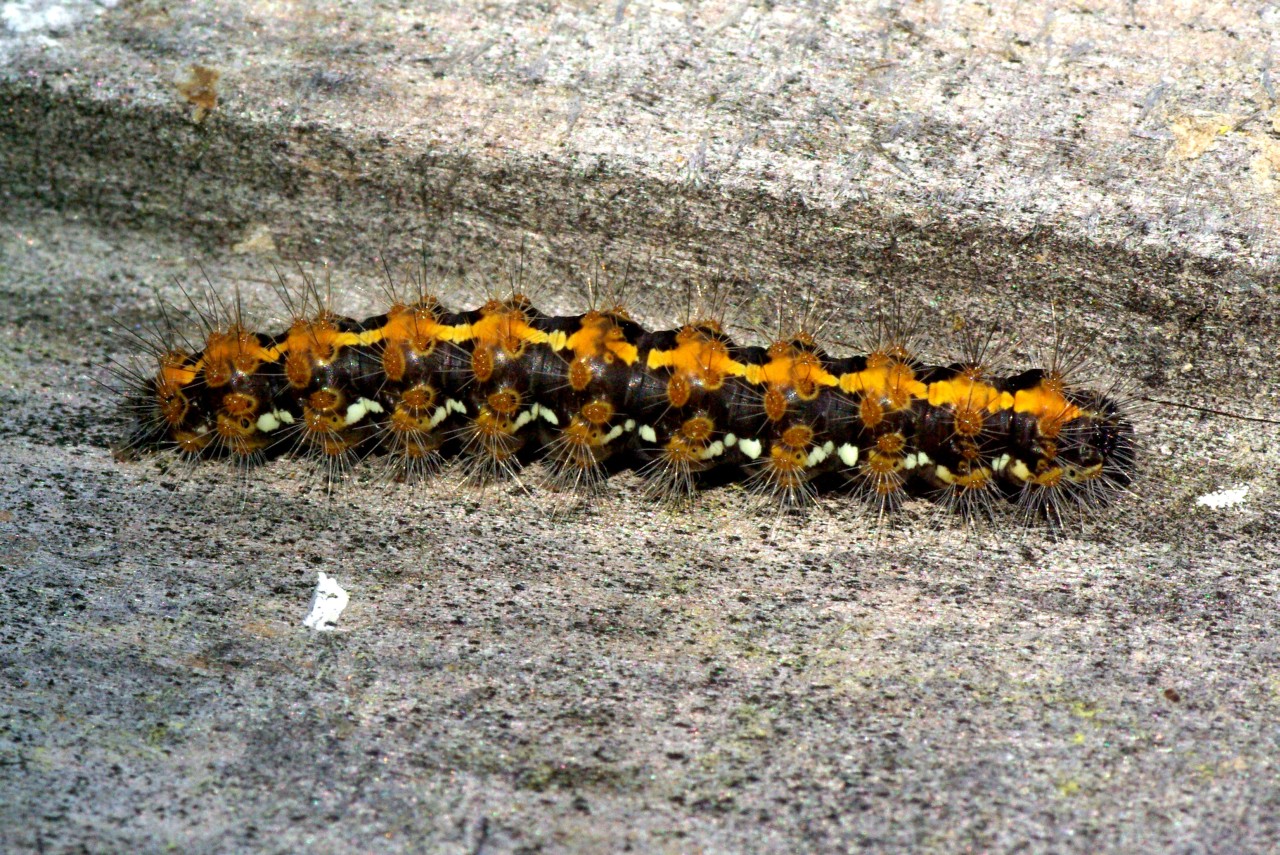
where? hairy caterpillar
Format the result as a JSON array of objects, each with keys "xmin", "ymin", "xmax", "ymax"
[{"xmin": 110, "ymin": 270, "xmax": 1139, "ymax": 528}]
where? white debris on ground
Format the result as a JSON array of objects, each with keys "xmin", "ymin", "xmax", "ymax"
[
  {"xmin": 303, "ymin": 572, "xmax": 350, "ymax": 631},
  {"xmin": 1, "ymin": 0, "xmax": 115, "ymax": 35},
  {"xmin": 1195, "ymin": 486, "xmax": 1249, "ymax": 510}
]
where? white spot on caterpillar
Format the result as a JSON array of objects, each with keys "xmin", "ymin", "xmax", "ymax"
[
  {"xmin": 737, "ymin": 437, "xmax": 763, "ymax": 460},
  {"xmin": 932, "ymin": 464, "xmax": 955, "ymax": 484},
  {"xmin": 513, "ymin": 408, "xmax": 536, "ymax": 430},
  {"xmin": 903, "ymin": 451, "xmax": 931, "ymax": 470},
  {"xmin": 256, "ymin": 410, "xmax": 294, "ymax": 433},
  {"xmin": 601, "ymin": 423, "xmax": 626, "ymax": 444},
  {"xmin": 344, "ymin": 398, "xmax": 385, "ymax": 426},
  {"xmin": 303, "ymin": 572, "xmax": 349, "ymax": 631},
  {"xmin": 638, "ymin": 424, "xmax": 658, "ymax": 443},
  {"xmin": 623, "ymin": 419, "xmax": 636, "ymax": 432},
  {"xmin": 723, "ymin": 432, "xmax": 737, "ymax": 447},
  {"xmin": 1007, "ymin": 459, "xmax": 1033, "ymax": 482},
  {"xmin": 428, "ymin": 403, "xmax": 456, "ymax": 428},
  {"xmin": 806, "ymin": 441, "xmax": 835, "ymax": 467},
  {"xmin": 698, "ymin": 441, "xmax": 725, "ymax": 460},
  {"xmin": 837, "ymin": 443, "xmax": 859, "ymax": 468},
  {"xmin": 1196, "ymin": 485, "xmax": 1248, "ymax": 509},
  {"xmin": 992, "ymin": 453, "xmax": 1011, "ymax": 473},
  {"xmin": 429, "ymin": 399, "xmax": 468, "ymax": 428},
  {"xmin": 537, "ymin": 405, "xmax": 560, "ymax": 426}
]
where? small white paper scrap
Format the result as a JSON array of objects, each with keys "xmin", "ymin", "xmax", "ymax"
[
  {"xmin": 303, "ymin": 572, "xmax": 349, "ymax": 631},
  {"xmin": 1195, "ymin": 486, "xmax": 1248, "ymax": 510}
]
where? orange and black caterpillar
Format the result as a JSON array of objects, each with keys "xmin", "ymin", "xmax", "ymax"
[{"xmin": 114, "ymin": 282, "xmax": 1137, "ymax": 524}]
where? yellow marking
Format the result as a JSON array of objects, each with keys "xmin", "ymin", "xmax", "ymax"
[
  {"xmin": 311, "ymin": 307, "xmax": 505, "ymax": 352},
  {"xmin": 356, "ymin": 320, "xmax": 468, "ymax": 347},
  {"xmin": 158, "ymin": 351, "xmax": 199, "ymax": 389},
  {"xmin": 679, "ymin": 416, "xmax": 715, "ymax": 443},
  {"xmin": 927, "ymin": 376, "xmax": 1012, "ymax": 413},
  {"xmin": 839, "ymin": 362, "xmax": 927, "ymax": 410},
  {"xmin": 220, "ymin": 392, "xmax": 258, "ymax": 417},
  {"xmin": 153, "ymin": 354, "xmax": 195, "ymax": 426},
  {"xmin": 279, "ymin": 316, "xmax": 366, "ymax": 388},
  {"xmin": 561, "ymin": 311, "xmax": 640, "ymax": 366},
  {"xmin": 767, "ymin": 443, "xmax": 807, "ymax": 473},
  {"xmin": 567, "ymin": 358, "xmax": 593, "ymax": 391},
  {"xmin": 282, "ymin": 316, "xmax": 362, "ymax": 362},
  {"xmin": 581, "ymin": 400, "xmax": 614, "ymax": 426},
  {"xmin": 663, "ymin": 437, "xmax": 701, "ymax": 465},
  {"xmin": 866, "ymin": 450, "xmax": 903, "ymax": 476},
  {"xmin": 471, "ymin": 409, "xmax": 517, "ymax": 440},
  {"xmin": 743, "ymin": 349, "xmax": 837, "ymax": 396},
  {"xmin": 379, "ymin": 303, "xmax": 448, "ymax": 353},
  {"xmin": 305, "ymin": 407, "xmax": 346, "ymax": 436},
  {"xmin": 646, "ymin": 326, "xmax": 745, "ymax": 391},
  {"xmin": 458, "ymin": 301, "xmax": 549, "ymax": 353},
  {"xmin": 559, "ymin": 418, "xmax": 597, "ymax": 448},
  {"xmin": 308, "ymin": 388, "xmax": 342, "ymax": 414},
  {"xmin": 662, "ymin": 434, "xmax": 724, "ymax": 464},
  {"xmin": 399, "ymin": 385, "xmax": 436, "ymax": 413},
  {"xmin": 487, "ymin": 388, "xmax": 522, "ymax": 416},
  {"xmin": 954, "ymin": 467, "xmax": 993, "ymax": 489},
  {"xmin": 215, "ymin": 408, "xmax": 262, "ymax": 449},
  {"xmin": 1013, "ymin": 381, "xmax": 1083, "ymax": 438},
  {"xmin": 1068, "ymin": 462, "xmax": 1105, "ymax": 483},
  {"xmin": 173, "ymin": 428, "xmax": 212, "ymax": 455},
  {"xmin": 201, "ymin": 326, "xmax": 277, "ymax": 387},
  {"xmin": 934, "ymin": 464, "xmax": 993, "ymax": 489},
  {"xmin": 1029, "ymin": 462, "xmax": 1065, "ymax": 488},
  {"xmin": 876, "ymin": 432, "xmax": 906, "ymax": 454},
  {"xmin": 558, "ymin": 416, "xmax": 626, "ymax": 450}
]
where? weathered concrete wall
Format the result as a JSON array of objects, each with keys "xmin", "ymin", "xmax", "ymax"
[
  {"xmin": 6, "ymin": 1, "xmax": 1280, "ymax": 261},
  {"xmin": 1, "ymin": 2, "xmax": 1279, "ymax": 852}
]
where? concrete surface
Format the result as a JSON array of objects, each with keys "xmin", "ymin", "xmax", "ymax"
[{"xmin": 2, "ymin": 1, "xmax": 1279, "ymax": 852}]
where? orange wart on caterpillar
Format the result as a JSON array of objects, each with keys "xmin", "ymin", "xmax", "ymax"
[{"xmin": 109, "ymin": 272, "xmax": 1139, "ymax": 527}]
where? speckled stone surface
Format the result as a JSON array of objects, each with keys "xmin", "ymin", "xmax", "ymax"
[{"xmin": 2, "ymin": 2, "xmax": 1279, "ymax": 852}]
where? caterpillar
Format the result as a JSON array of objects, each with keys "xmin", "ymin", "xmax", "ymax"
[{"xmin": 110, "ymin": 271, "xmax": 1139, "ymax": 528}]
